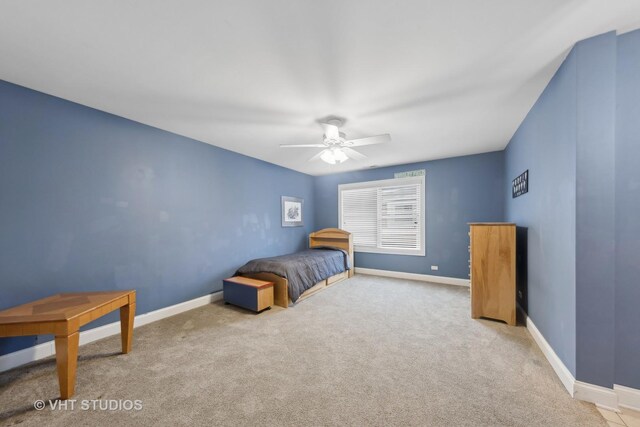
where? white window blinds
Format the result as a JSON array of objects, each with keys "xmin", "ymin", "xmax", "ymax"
[
  {"xmin": 339, "ymin": 176, "xmax": 425, "ymax": 256},
  {"xmin": 341, "ymin": 187, "xmax": 378, "ymax": 248}
]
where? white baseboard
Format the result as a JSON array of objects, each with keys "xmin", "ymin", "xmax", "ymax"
[
  {"xmin": 524, "ymin": 312, "xmax": 640, "ymax": 412},
  {"xmin": 355, "ymin": 267, "xmax": 470, "ymax": 287},
  {"xmin": 0, "ymin": 291, "xmax": 223, "ymax": 373},
  {"xmin": 575, "ymin": 381, "xmax": 619, "ymax": 411},
  {"xmin": 525, "ymin": 315, "xmax": 576, "ymax": 396},
  {"xmin": 615, "ymin": 384, "xmax": 640, "ymax": 412},
  {"xmin": 0, "ymin": 341, "xmax": 56, "ymax": 375}
]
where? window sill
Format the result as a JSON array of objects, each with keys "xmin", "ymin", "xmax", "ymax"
[{"xmin": 354, "ymin": 247, "xmax": 425, "ymax": 257}]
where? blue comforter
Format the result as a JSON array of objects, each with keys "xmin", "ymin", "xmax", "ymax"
[{"xmin": 235, "ymin": 248, "xmax": 351, "ymax": 302}]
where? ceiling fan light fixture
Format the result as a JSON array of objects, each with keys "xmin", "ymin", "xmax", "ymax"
[
  {"xmin": 320, "ymin": 149, "xmax": 336, "ymax": 164},
  {"xmin": 320, "ymin": 147, "xmax": 348, "ymax": 165},
  {"xmin": 333, "ymin": 148, "xmax": 348, "ymax": 163},
  {"xmin": 282, "ymin": 119, "xmax": 390, "ymax": 165}
]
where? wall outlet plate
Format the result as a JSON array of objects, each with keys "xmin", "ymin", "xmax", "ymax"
[{"xmin": 431, "ymin": 265, "xmax": 438, "ymax": 271}]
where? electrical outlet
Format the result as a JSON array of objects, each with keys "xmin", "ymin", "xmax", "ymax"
[{"xmin": 431, "ymin": 265, "xmax": 438, "ymax": 271}]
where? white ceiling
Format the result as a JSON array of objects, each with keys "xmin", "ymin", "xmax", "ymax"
[{"xmin": 1, "ymin": 1, "xmax": 639, "ymax": 175}]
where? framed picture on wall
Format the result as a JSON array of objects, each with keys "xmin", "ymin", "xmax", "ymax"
[
  {"xmin": 512, "ymin": 170, "xmax": 529, "ymax": 198},
  {"xmin": 281, "ymin": 196, "xmax": 304, "ymax": 227}
]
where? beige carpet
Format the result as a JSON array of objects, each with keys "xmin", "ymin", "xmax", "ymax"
[{"xmin": 0, "ymin": 275, "xmax": 605, "ymax": 426}]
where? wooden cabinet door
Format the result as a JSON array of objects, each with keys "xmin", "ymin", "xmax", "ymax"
[{"xmin": 470, "ymin": 225, "xmax": 516, "ymax": 325}]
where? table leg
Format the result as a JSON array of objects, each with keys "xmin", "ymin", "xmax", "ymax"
[
  {"xmin": 54, "ymin": 332, "xmax": 79, "ymax": 400},
  {"xmin": 120, "ymin": 302, "xmax": 135, "ymax": 354}
]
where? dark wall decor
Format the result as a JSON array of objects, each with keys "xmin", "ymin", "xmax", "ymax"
[{"xmin": 512, "ymin": 170, "xmax": 529, "ymax": 198}]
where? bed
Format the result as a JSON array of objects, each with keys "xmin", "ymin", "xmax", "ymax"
[{"xmin": 236, "ymin": 228, "xmax": 354, "ymax": 307}]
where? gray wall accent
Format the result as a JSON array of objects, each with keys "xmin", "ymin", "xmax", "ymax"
[
  {"xmin": 575, "ymin": 32, "xmax": 617, "ymax": 388},
  {"xmin": 314, "ymin": 152, "xmax": 505, "ymax": 280},
  {"xmin": 504, "ymin": 47, "xmax": 578, "ymax": 376},
  {"xmin": 615, "ymin": 29, "xmax": 640, "ymax": 390},
  {"xmin": 0, "ymin": 80, "xmax": 315, "ymax": 356}
]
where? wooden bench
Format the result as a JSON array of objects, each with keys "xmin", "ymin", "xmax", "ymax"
[{"xmin": 0, "ymin": 290, "xmax": 136, "ymax": 399}]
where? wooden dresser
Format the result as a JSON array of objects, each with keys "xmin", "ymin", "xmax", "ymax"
[{"xmin": 468, "ymin": 223, "xmax": 516, "ymax": 325}]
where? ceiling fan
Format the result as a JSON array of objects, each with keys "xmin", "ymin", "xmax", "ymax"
[{"xmin": 279, "ymin": 119, "xmax": 391, "ymax": 164}]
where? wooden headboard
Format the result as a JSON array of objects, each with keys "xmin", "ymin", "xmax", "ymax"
[{"xmin": 309, "ymin": 228, "xmax": 354, "ymax": 278}]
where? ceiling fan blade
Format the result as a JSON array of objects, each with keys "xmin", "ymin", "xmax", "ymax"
[
  {"xmin": 280, "ymin": 144, "xmax": 327, "ymax": 148},
  {"xmin": 345, "ymin": 134, "xmax": 391, "ymax": 147},
  {"xmin": 308, "ymin": 149, "xmax": 329, "ymax": 162},
  {"xmin": 321, "ymin": 123, "xmax": 340, "ymax": 140},
  {"xmin": 342, "ymin": 147, "xmax": 367, "ymax": 160}
]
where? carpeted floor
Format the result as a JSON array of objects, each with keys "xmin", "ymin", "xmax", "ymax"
[{"xmin": 0, "ymin": 275, "xmax": 605, "ymax": 426}]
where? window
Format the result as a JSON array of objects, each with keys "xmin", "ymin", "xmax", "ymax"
[{"xmin": 339, "ymin": 176, "xmax": 425, "ymax": 256}]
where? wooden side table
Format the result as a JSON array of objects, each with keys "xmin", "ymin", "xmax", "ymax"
[{"xmin": 0, "ymin": 290, "xmax": 136, "ymax": 399}]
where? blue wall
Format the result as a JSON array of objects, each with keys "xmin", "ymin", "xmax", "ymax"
[
  {"xmin": 505, "ymin": 30, "xmax": 640, "ymax": 389},
  {"xmin": 574, "ymin": 33, "xmax": 617, "ymax": 388},
  {"xmin": 0, "ymin": 80, "xmax": 315, "ymax": 356},
  {"xmin": 504, "ymin": 46, "xmax": 578, "ymax": 376},
  {"xmin": 314, "ymin": 152, "xmax": 505, "ymax": 279},
  {"xmin": 615, "ymin": 29, "xmax": 640, "ymax": 390}
]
